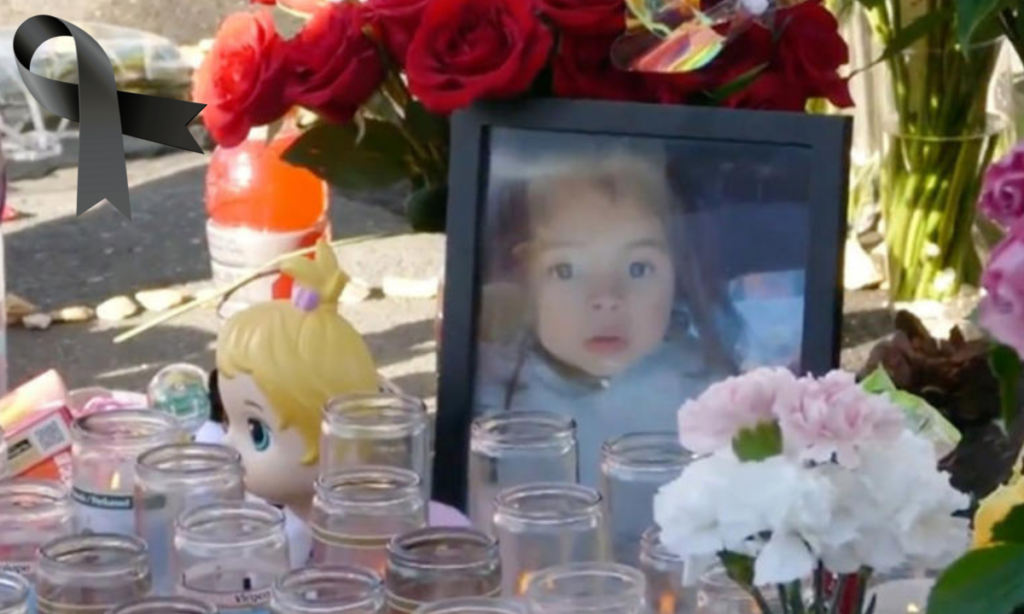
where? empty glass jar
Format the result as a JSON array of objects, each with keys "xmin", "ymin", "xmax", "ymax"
[
  {"xmin": 320, "ymin": 393, "xmax": 431, "ymax": 497},
  {"xmin": 524, "ymin": 563, "xmax": 646, "ymax": 614},
  {"xmin": 135, "ymin": 442, "xmax": 246, "ymax": 595},
  {"xmin": 0, "ymin": 480, "xmax": 74, "ymax": 579},
  {"xmin": 599, "ymin": 433, "xmax": 691, "ymax": 564},
  {"xmin": 696, "ymin": 565, "xmax": 777, "ymax": 614},
  {"xmin": 0, "ymin": 572, "xmax": 30, "ymax": 614},
  {"xmin": 109, "ymin": 596, "xmax": 218, "ymax": 614},
  {"xmin": 413, "ymin": 598, "xmax": 529, "ymax": 614},
  {"xmin": 271, "ymin": 566, "xmax": 385, "ymax": 614},
  {"xmin": 468, "ymin": 412, "xmax": 578, "ymax": 534},
  {"xmin": 175, "ymin": 501, "xmax": 290, "ymax": 613},
  {"xmin": 71, "ymin": 409, "xmax": 183, "ymax": 535},
  {"xmin": 385, "ymin": 528, "xmax": 501, "ymax": 614},
  {"xmin": 493, "ymin": 484, "xmax": 609, "ymax": 596},
  {"xmin": 36, "ymin": 533, "xmax": 152, "ymax": 614},
  {"xmin": 638, "ymin": 528, "xmax": 691, "ymax": 614},
  {"xmin": 310, "ymin": 467, "xmax": 427, "ymax": 575}
]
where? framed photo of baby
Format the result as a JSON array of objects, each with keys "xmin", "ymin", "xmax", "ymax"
[{"xmin": 434, "ymin": 98, "xmax": 852, "ymax": 508}]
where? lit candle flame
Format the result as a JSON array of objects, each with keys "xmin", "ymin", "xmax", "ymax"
[
  {"xmin": 659, "ymin": 592, "xmax": 677, "ymax": 614},
  {"xmin": 109, "ymin": 472, "xmax": 121, "ymax": 491},
  {"xmin": 907, "ymin": 604, "xmax": 920, "ymax": 614},
  {"xmin": 517, "ymin": 571, "xmax": 534, "ymax": 595}
]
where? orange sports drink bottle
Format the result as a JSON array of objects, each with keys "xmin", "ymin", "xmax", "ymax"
[{"xmin": 204, "ymin": 121, "xmax": 330, "ymax": 318}]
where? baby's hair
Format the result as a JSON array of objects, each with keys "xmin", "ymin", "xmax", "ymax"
[{"xmin": 216, "ymin": 240, "xmax": 379, "ymax": 465}]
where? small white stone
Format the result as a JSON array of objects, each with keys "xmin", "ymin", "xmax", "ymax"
[
  {"xmin": 97, "ymin": 296, "xmax": 140, "ymax": 321},
  {"xmin": 382, "ymin": 276, "xmax": 439, "ymax": 299},
  {"xmin": 52, "ymin": 305, "xmax": 95, "ymax": 323},
  {"xmin": 340, "ymin": 278, "xmax": 374, "ymax": 304},
  {"xmin": 135, "ymin": 289, "xmax": 185, "ymax": 313},
  {"xmin": 22, "ymin": 313, "xmax": 53, "ymax": 330},
  {"xmin": 843, "ymin": 238, "xmax": 883, "ymax": 290}
]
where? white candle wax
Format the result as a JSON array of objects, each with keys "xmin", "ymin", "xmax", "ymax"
[{"xmin": 869, "ymin": 578, "xmax": 935, "ymax": 614}]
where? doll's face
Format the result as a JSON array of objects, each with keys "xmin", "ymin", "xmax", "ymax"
[
  {"xmin": 219, "ymin": 373, "xmax": 318, "ymax": 507},
  {"xmin": 525, "ymin": 184, "xmax": 676, "ymax": 378}
]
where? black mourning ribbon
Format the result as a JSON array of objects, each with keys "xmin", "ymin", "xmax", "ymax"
[{"xmin": 13, "ymin": 15, "xmax": 206, "ymax": 219}]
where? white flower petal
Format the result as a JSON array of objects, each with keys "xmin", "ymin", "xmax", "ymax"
[{"xmin": 754, "ymin": 532, "xmax": 814, "ymax": 586}]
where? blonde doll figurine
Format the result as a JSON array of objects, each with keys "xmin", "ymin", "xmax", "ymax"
[{"xmin": 214, "ymin": 239, "xmax": 379, "ymax": 519}]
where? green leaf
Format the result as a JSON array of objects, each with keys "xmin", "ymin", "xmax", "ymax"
[
  {"xmin": 990, "ymin": 344, "xmax": 1023, "ymax": 429},
  {"xmin": 404, "ymin": 101, "xmax": 448, "ymax": 148},
  {"xmin": 992, "ymin": 505, "xmax": 1024, "ymax": 544},
  {"xmin": 731, "ymin": 421, "xmax": 783, "ymax": 462},
  {"xmin": 720, "ymin": 551, "xmax": 756, "ymax": 587},
  {"xmin": 852, "ymin": 10, "xmax": 949, "ymax": 77},
  {"xmin": 956, "ymin": 0, "xmax": 1006, "ymax": 48},
  {"xmin": 706, "ymin": 63, "xmax": 769, "ymax": 104},
  {"xmin": 927, "ymin": 544, "xmax": 1024, "ymax": 614},
  {"xmin": 283, "ymin": 118, "xmax": 414, "ymax": 193}
]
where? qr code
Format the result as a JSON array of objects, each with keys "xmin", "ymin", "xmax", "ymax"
[{"xmin": 33, "ymin": 418, "xmax": 70, "ymax": 453}]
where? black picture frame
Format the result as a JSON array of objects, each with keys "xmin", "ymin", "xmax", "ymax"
[{"xmin": 433, "ymin": 98, "xmax": 852, "ymax": 510}]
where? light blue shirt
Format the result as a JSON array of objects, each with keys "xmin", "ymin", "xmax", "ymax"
[{"xmin": 474, "ymin": 334, "xmax": 728, "ymax": 486}]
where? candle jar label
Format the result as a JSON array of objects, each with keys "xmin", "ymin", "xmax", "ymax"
[
  {"xmin": 0, "ymin": 561, "xmax": 33, "ymax": 576},
  {"xmin": 71, "ymin": 487, "xmax": 134, "ymax": 534},
  {"xmin": 179, "ymin": 584, "xmax": 271, "ymax": 614}
]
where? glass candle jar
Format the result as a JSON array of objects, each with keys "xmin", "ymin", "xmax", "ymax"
[
  {"xmin": 71, "ymin": 409, "xmax": 184, "ymax": 535},
  {"xmin": 135, "ymin": 443, "xmax": 246, "ymax": 595},
  {"xmin": 0, "ymin": 572, "xmax": 30, "ymax": 614},
  {"xmin": 638, "ymin": 528, "xmax": 692, "ymax": 614},
  {"xmin": 271, "ymin": 566, "xmax": 385, "ymax": 614},
  {"xmin": 524, "ymin": 563, "xmax": 646, "ymax": 614},
  {"xmin": 109, "ymin": 596, "xmax": 218, "ymax": 614},
  {"xmin": 385, "ymin": 528, "xmax": 501, "ymax": 614},
  {"xmin": 413, "ymin": 598, "xmax": 529, "ymax": 614},
  {"xmin": 0, "ymin": 480, "xmax": 74, "ymax": 579},
  {"xmin": 492, "ymin": 484, "xmax": 609, "ymax": 596},
  {"xmin": 36, "ymin": 533, "xmax": 151, "ymax": 614},
  {"xmin": 468, "ymin": 412, "xmax": 578, "ymax": 535},
  {"xmin": 320, "ymin": 394, "xmax": 431, "ymax": 498},
  {"xmin": 310, "ymin": 467, "xmax": 427, "ymax": 575},
  {"xmin": 695, "ymin": 565, "xmax": 777, "ymax": 614},
  {"xmin": 599, "ymin": 434, "xmax": 691, "ymax": 565},
  {"xmin": 175, "ymin": 500, "xmax": 290, "ymax": 613}
]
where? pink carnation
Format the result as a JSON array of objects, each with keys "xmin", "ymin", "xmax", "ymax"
[
  {"xmin": 980, "ymin": 224, "xmax": 1024, "ymax": 356},
  {"xmin": 677, "ymin": 367, "xmax": 799, "ymax": 454},
  {"xmin": 776, "ymin": 370, "xmax": 904, "ymax": 467},
  {"xmin": 979, "ymin": 143, "xmax": 1024, "ymax": 227}
]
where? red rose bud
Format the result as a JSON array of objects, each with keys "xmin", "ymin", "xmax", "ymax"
[
  {"xmin": 192, "ymin": 10, "xmax": 291, "ymax": 147},
  {"xmin": 534, "ymin": 0, "xmax": 625, "ymax": 36},
  {"xmin": 364, "ymin": 0, "xmax": 432, "ymax": 66},
  {"xmin": 406, "ymin": 0, "xmax": 553, "ymax": 114},
  {"xmin": 775, "ymin": 0, "xmax": 854, "ymax": 108},
  {"xmin": 286, "ymin": 1, "xmax": 385, "ymax": 124}
]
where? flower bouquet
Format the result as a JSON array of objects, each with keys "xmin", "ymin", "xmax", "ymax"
[
  {"xmin": 191, "ymin": 0, "xmax": 853, "ymax": 230},
  {"xmin": 654, "ymin": 367, "xmax": 970, "ymax": 613}
]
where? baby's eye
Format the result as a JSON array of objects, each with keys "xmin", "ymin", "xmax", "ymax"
[
  {"xmin": 629, "ymin": 261, "xmax": 654, "ymax": 278},
  {"xmin": 247, "ymin": 418, "xmax": 271, "ymax": 452},
  {"xmin": 548, "ymin": 263, "xmax": 574, "ymax": 280}
]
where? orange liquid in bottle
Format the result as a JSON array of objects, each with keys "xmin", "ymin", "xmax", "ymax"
[{"xmin": 205, "ymin": 127, "xmax": 327, "ymax": 232}]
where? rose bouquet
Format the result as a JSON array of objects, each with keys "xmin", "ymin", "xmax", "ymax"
[
  {"xmin": 654, "ymin": 367, "xmax": 970, "ymax": 613},
  {"xmin": 191, "ymin": 0, "xmax": 853, "ymax": 230}
]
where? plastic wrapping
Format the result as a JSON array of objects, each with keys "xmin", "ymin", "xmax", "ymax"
[{"xmin": 0, "ymin": 22, "xmax": 193, "ymax": 161}]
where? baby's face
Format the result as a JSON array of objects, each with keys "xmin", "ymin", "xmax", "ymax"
[{"xmin": 526, "ymin": 186, "xmax": 675, "ymax": 378}]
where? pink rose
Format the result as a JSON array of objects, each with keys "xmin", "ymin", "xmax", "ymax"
[
  {"xmin": 979, "ymin": 143, "xmax": 1024, "ymax": 227},
  {"xmin": 776, "ymin": 370, "xmax": 904, "ymax": 467},
  {"xmin": 980, "ymin": 225, "xmax": 1024, "ymax": 355},
  {"xmin": 677, "ymin": 367, "xmax": 798, "ymax": 454}
]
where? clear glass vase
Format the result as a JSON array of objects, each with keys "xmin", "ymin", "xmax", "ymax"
[{"xmin": 880, "ymin": 38, "xmax": 1011, "ymax": 301}]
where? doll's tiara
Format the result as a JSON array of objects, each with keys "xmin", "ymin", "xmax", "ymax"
[{"xmin": 291, "ymin": 285, "xmax": 321, "ymax": 312}]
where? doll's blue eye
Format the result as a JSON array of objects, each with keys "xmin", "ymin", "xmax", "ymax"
[{"xmin": 247, "ymin": 418, "xmax": 271, "ymax": 452}]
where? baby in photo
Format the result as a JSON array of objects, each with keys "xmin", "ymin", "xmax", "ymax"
[{"xmin": 474, "ymin": 152, "xmax": 736, "ymax": 485}]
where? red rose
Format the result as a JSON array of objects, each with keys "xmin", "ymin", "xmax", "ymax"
[
  {"xmin": 406, "ymin": 0, "xmax": 553, "ymax": 114},
  {"xmin": 553, "ymin": 34, "xmax": 648, "ymax": 101},
  {"xmin": 535, "ymin": 0, "xmax": 625, "ymax": 36},
  {"xmin": 249, "ymin": 0, "xmax": 275, "ymax": 4},
  {"xmin": 192, "ymin": 11, "xmax": 290, "ymax": 147},
  {"xmin": 775, "ymin": 0, "xmax": 854, "ymax": 108},
  {"xmin": 364, "ymin": 0, "xmax": 431, "ymax": 65},
  {"xmin": 724, "ymin": 70, "xmax": 808, "ymax": 111},
  {"xmin": 287, "ymin": 2, "xmax": 385, "ymax": 124}
]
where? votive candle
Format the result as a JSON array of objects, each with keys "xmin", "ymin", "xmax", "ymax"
[
  {"xmin": 0, "ymin": 480, "xmax": 74, "ymax": 580},
  {"xmin": 271, "ymin": 565, "xmax": 385, "ymax": 614},
  {"xmin": 109, "ymin": 596, "xmax": 218, "ymax": 614},
  {"xmin": 524, "ymin": 563, "xmax": 646, "ymax": 614},
  {"xmin": 36, "ymin": 533, "xmax": 151, "ymax": 614}
]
